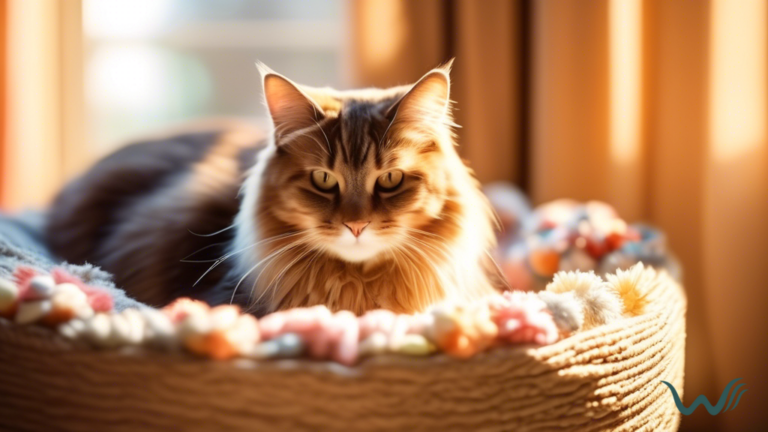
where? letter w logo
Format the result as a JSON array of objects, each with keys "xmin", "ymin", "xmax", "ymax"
[{"xmin": 661, "ymin": 378, "xmax": 748, "ymax": 415}]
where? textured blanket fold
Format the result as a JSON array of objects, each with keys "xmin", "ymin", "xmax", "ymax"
[{"xmin": 0, "ymin": 211, "xmax": 143, "ymax": 311}]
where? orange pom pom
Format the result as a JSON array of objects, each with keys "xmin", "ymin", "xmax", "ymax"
[
  {"xmin": 163, "ymin": 298, "xmax": 210, "ymax": 323},
  {"xmin": 529, "ymin": 249, "xmax": 560, "ymax": 277},
  {"xmin": 184, "ymin": 331, "xmax": 239, "ymax": 360},
  {"xmin": 432, "ymin": 306, "xmax": 498, "ymax": 359}
]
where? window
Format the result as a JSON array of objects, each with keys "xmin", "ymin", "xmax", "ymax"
[{"xmin": 83, "ymin": 0, "xmax": 348, "ymax": 155}]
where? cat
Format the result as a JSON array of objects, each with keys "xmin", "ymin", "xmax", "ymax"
[{"xmin": 47, "ymin": 62, "xmax": 506, "ymax": 316}]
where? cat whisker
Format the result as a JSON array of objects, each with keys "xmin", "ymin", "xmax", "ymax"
[
  {"xmin": 285, "ymin": 132, "xmax": 330, "ymax": 158},
  {"xmin": 180, "ymin": 242, "xmax": 229, "ymax": 263},
  {"xmin": 267, "ymin": 244, "xmax": 315, "ymax": 303},
  {"xmin": 193, "ymin": 230, "xmax": 306, "ymax": 287},
  {"xmin": 245, "ymin": 241, "xmax": 311, "ymax": 307},
  {"xmin": 397, "ymin": 239, "xmax": 452, "ymax": 300},
  {"xmin": 485, "ymin": 249, "xmax": 511, "ymax": 291},
  {"xmin": 378, "ymin": 113, "xmax": 396, "ymax": 150},
  {"xmin": 400, "ymin": 226, "xmax": 450, "ymax": 243},
  {"xmin": 399, "ymin": 241, "xmax": 450, "ymax": 308},
  {"xmin": 313, "ymin": 115, "xmax": 332, "ymax": 155},
  {"xmin": 229, "ymin": 237, "xmax": 307, "ymax": 305},
  {"xmin": 252, "ymin": 237, "xmax": 326, "ymax": 313},
  {"xmin": 391, "ymin": 244, "xmax": 422, "ymax": 283},
  {"xmin": 398, "ymin": 232, "xmax": 453, "ymax": 260},
  {"xmin": 187, "ymin": 223, "xmax": 238, "ymax": 238},
  {"xmin": 390, "ymin": 245, "xmax": 426, "ymax": 306}
]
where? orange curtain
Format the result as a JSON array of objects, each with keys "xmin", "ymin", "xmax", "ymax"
[
  {"xmin": 532, "ymin": 2, "xmax": 768, "ymax": 430},
  {"xmin": 0, "ymin": 0, "xmax": 6, "ymax": 208},
  {"xmin": 351, "ymin": 1, "xmax": 768, "ymax": 430},
  {"xmin": 348, "ymin": 0, "xmax": 525, "ymax": 185},
  {"xmin": 0, "ymin": 0, "xmax": 83, "ymax": 211}
]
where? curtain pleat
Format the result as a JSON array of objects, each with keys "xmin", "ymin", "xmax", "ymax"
[
  {"xmin": 348, "ymin": 0, "xmax": 523, "ymax": 185},
  {"xmin": 1, "ymin": 0, "xmax": 83, "ymax": 210},
  {"xmin": 530, "ymin": 0, "xmax": 613, "ymax": 208},
  {"xmin": 348, "ymin": 0, "xmax": 450, "ymax": 88},
  {"xmin": 703, "ymin": 1, "xmax": 768, "ymax": 431},
  {"xmin": 645, "ymin": 1, "xmax": 720, "ymax": 429},
  {"xmin": 2, "ymin": 0, "xmax": 63, "ymax": 209},
  {"xmin": 451, "ymin": 0, "xmax": 521, "ymax": 184}
]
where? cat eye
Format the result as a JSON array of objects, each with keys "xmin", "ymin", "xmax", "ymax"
[
  {"xmin": 376, "ymin": 170, "xmax": 404, "ymax": 191},
  {"xmin": 311, "ymin": 170, "xmax": 338, "ymax": 191}
]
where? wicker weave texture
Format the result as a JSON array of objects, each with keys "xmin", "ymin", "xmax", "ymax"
[{"xmin": 0, "ymin": 280, "xmax": 685, "ymax": 432}]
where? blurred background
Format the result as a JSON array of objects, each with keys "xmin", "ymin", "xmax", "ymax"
[{"xmin": 0, "ymin": 1, "xmax": 766, "ymax": 430}]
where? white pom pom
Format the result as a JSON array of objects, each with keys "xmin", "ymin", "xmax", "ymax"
[
  {"xmin": 84, "ymin": 314, "xmax": 112, "ymax": 346},
  {"xmin": 58, "ymin": 319, "xmax": 87, "ymax": 339},
  {"xmin": 140, "ymin": 308, "xmax": 176, "ymax": 346},
  {"xmin": 28, "ymin": 275, "xmax": 56, "ymax": 299},
  {"xmin": 546, "ymin": 270, "xmax": 604, "ymax": 295},
  {"xmin": 538, "ymin": 291, "xmax": 584, "ymax": 332},
  {"xmin": 580, "ymin": 284, "xmax": 623, "ymax": 328},
  {"xmin": 359, "ymin": 332, "xmax": 389, "ymax": 356}
]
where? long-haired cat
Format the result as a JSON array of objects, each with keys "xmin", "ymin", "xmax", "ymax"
[{"xmin": 47, "ymin": 62, "xmax": 505, "ymax": 315}]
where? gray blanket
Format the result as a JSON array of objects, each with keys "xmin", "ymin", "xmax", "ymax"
[{"xmin": 0, "ymin": 211, "xmax": 144, "ymax": 311}]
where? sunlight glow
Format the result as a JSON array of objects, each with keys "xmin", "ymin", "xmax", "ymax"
[
  {"xmin": 84, "ymin": 0, "xmax": 172, "ymax": 39},
  {"xmin": 358, "ymin": 0, "xmax": 406, "ymax": 69},
  {"xmin": 3, "ymin": 0, "xmax": 62, "ymax": 208},
  {"xmin": 609, "ymin": 0, "xmax": 643, "ymax": 164},
  {"xmin": 710, "ymin": 0, "xmax": 767, "ymax": 160},
  {"xmin": 87, "ymin": 46, "xmax": 170, "ymax": 110}
]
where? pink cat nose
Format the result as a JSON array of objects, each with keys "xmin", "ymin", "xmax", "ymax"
[{"xmin": 343, "ymin": 221, "xmax": 370, "ymax": 237}]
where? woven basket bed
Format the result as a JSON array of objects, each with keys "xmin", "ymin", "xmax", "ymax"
[{"xmin": 0, "ymin": 272, "xmax": 685, "ymax": 432}]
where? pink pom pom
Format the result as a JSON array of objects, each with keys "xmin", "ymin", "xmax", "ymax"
[
  {"xmin": 489, "ymin": 291, "xmax": 559, "ymax": 346},
  {"xmin": 358, "ymin": 309, "xmax": 397, "ymax": 339},
  {"xmin": 12, "ymin": 266, "xmax": 39, "ymax": 299},
  {"xmin": 307, "ymin": 323, "xmax": 334, "ymax": 359},
  {"xmin": 259, "ymin": 306, "xmax": 361, "ymax": 365},
  {"xmin": 331, "ymin": 311, "xmax": 359, "ymax": 366},
  {"xmin": 50, "ymin": 268, "xmax": 114, "ymax": 312},
  {"xmin": 260, "ymin": 306, "xmax": 332, "ymax": 340},
  {"xmin": 257, "ymin": 311, "xmax": 288, "ymax": 339},
  {"xmin": 50, "ymin": 268, "xmax": 86, "ymax": 287},
  {"xmin": 86, "ymin": 290, "xmax": 114, "ymax": 313}
]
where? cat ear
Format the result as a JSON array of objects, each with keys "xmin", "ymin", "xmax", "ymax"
[
  {"xmin": 386, "ymin": 61, "xmax": 453, "ymax": 126},
  {"xmin": 257, "ymin": 62, "xmax": 325, "ymax": 137}
]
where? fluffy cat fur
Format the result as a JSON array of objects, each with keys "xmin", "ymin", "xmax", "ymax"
[{"xmin": 47, "ymin": 62, "xmax": 505, "ymax": 315}]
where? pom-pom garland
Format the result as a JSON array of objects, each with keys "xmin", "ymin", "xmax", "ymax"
[
  {"xmin": 489, "ymin": 193, "xmax": 675, "ymax": 293},
  {"xmin": 6, "ymin": 267, "xmax": 112, "ymax": 326},
  {"xmin": 0, "ymin": 263, "xmax": 667, "ymax": 365}
]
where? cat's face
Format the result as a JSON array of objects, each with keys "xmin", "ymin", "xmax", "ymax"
[{"xmin": 256, "ymin": 65, "xmax": 456, "ymax": 263}]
